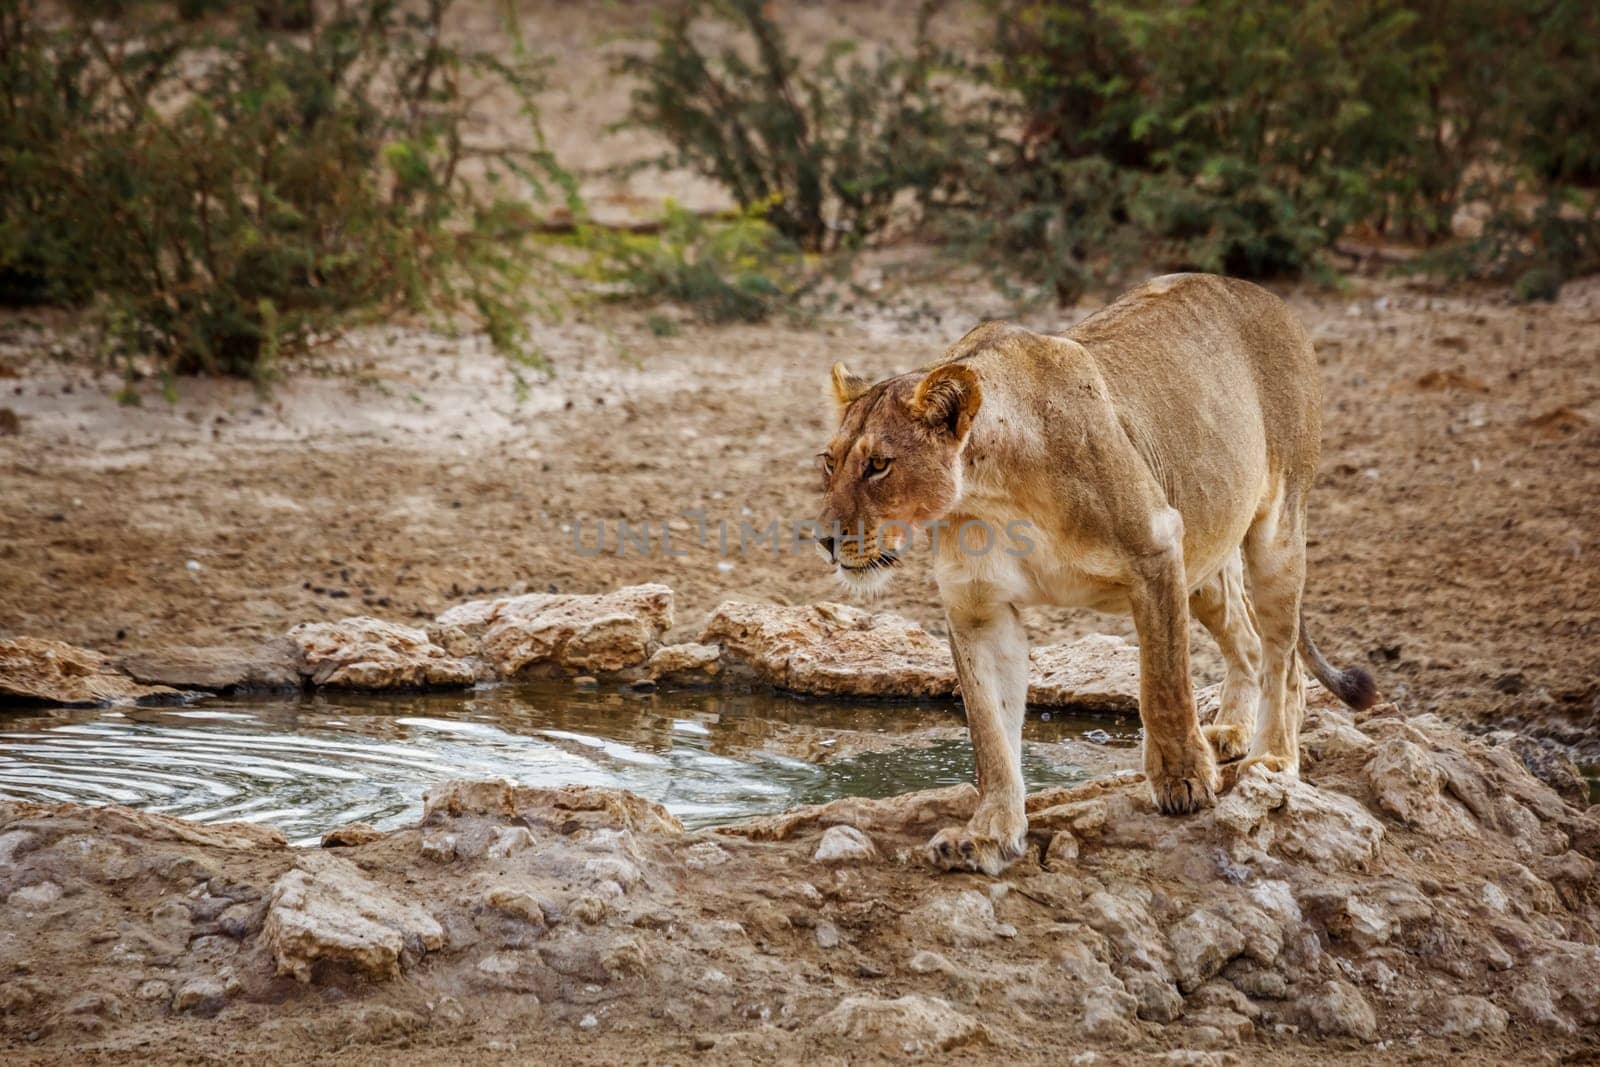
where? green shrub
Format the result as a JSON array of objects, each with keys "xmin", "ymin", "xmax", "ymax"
[
  {"xmin": 623, "ymin": 0, "xmax": 1599, "ymax": 303},
  {"xmin": 979, "ymin": 0, "xmax": 1432, "ymax": 290},
  {"xmin": 0, "ymin": 0, "xmax": 575, "ymax": 383},
  {"xmin": 578, "ymin": 201, "xmax": 808, "ymax": 323},
  {"xmin": 622, "ymin": 0, "xmax": 977, "ymax": 253},
  {"xmin": 1402, "ymin": 0, "xmax": 1600, "ymax": 295},
  {"xmin": 978, "ymin": 0, "xmax": 1600, "ymax": 298}
]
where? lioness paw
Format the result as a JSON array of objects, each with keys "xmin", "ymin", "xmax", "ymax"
[
  {"xmin": 1148, "ymin": 751, "xmax": 1219, "ymax": 815},
  {"xmin": 1202, "ymin": 722, "xmax": 1250, "ymax": 762},
  {"xmin": 925, "ymin": 806, "xmax": 1027, "ymax": 876},
  {"xmin": 1238, "ymin": 751, "xmax": 1299, "ymax": 777}
]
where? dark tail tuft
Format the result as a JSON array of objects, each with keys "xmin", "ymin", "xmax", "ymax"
[
  {"xmin": 1330, "ymin": 664, "xmax": 1380, "ymax": 711},
  {"xmin": 1298, "ymin": 608, "xmax": 1381, "ymax": 711}
]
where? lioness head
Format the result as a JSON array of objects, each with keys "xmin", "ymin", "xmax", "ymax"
[{"xmin": 816, "ymin": 360, "xmax": 982, "ymax": 593}]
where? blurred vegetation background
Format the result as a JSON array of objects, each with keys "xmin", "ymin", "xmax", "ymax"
[{"xmin": 1, "ymin": 0, "xmax": 1596, "ymax": 383}]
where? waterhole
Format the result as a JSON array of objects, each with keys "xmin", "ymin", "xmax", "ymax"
[{"xmin": 0, "ymin": 682, "xmax": 1139, "ymax": 845}]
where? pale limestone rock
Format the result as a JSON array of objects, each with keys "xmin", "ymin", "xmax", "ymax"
[
  {"xmin": 1432, "ymin": 995, "xmax": 1509, "ymax": 1037},
  {"xmin": 683, "ymin": 841, "xmax": 730, "ymax": 869},
  {"xmin": 701, "ymin": 601, "xmax": 1150, "ymax": 707},
  {"xmin": 1229, "ymin": 966, "xmax": 1288, "ymax": 1000},
  {"xmin": 1339, "ymin": 897, "xmax": 1393, "ymax": 949},
  {"xmin": 89, "ymin": 803, "xmax": 286, "ymax": 851},
  {"xmin": 1080, "ymin": 985, "xmax": 1139, "ymax": 1042},
  {"xmin": 419, "ymin": 830, "xmax": 459, "ymax": 862},
  {"xmin": 321, "ymin": 822, "xmax": 384, "ymax": 848},
  {"xmin": 646, "ymin": 642, "xmax": 721, "ymax": 683},
  {"xmin": 7, "ymin": 881, "xmax": 61, "ymax": 909},
  {"xmin": 702, "ymin": 601, "xmax": 956, "ymax": 698},
  {"xmin": 432, "ymin": 584, "xmax": 673, "ymax": 676},
  {"xmin": 1190, "ymin": 980, "xmax": 1258, "ymax": 1019},
  {"xmin": 722, "ymin": 783, "xmax": 978, "ymax": 842},
  {"xmin": 1170, "ymin": 908, "xmax": 1246, "ymax": 993},
  {"xmin": 1303, "ymin": 721, "xmax": 1377, "ymax": 761},
  {"xmin": 909, "ymin": 890, "xmax": 1017, "ymax": 947},
  {"xmin": 1213, "ymin": 768, "xmax": 1383, "ymax": 871},
  {"xmin": 907, "ymin": 950, "xmax": 957, "ymax": 976},
  {"xmin": 262, "ymin": 852, "xmax": 444, "ymax": 983},
  {"xmin": 116, "ymin": 639, "xmax": 301, "ymax": 692},
  {"xmin": 583, "ymin": 855, "xmax": 643, "ymax": 890},
  {"xmin": 288, "ymin": 617, "xmax": 474, "ymax": 689},
  {"xmin": 1125, "ymin": 972, "xmax": 1184, "ymax": 1022},
  {"xmin": 1045, "ymin": 830, "xmax": 1080, "ymax": 867},
  {"xmin": 135, "ymin": 980, "xmax": 170, "ymax": 1002},
  {"xmin": 1294, "ymin": 979, "xmax": 1378, "ymax": 1041},
  {"xmin": 0, "ymin": 829, "xmax": 34, "ymax": 866},
  {"xmin": 1535, "ymin": 849, "xmax": 1599, "ymax": 890},
  {"xmin": 1081, "ymin": 890, "xmax": 1173, "ymax": 979},
  {"xmin": 807, "ymin": 994, "xmax": 983, "ymax": 1054},
  {"xmin": 474, "ymin": 953, "xmax": 546, "ymax": 994},
  {"xmin": 1363, "ymin": 738, "xmax": 1479, "ymax": 837},
  {"xmin": 1247, "ymin": 880, "xmax": 1302, "ymax": 925},
  {"xmin": 421, "ymin": 780, "xmax": 682, "ymax": 836},
  {"xmin": 1228, "ymin": 902, "xmax": 1285, "ymax": 966},
  {"xmin": 488, "ymin": 826, "xmax": 535, "ymax": 859},
  {"xmin": 1058, "ymin": 939, "xmax": 1120, "ymax": 988},
  {"xmin": 1033, "ymin": 797, "xmax": 1110, "ymax": 837},
  {"xmin": 483, "ymin": 887, "xmax": 546, "ymax": 927},
  {"xmin": 813, "ymin": 825, "xmax": 878, "ymax": 865},
  {"xmin": 172, "ymin": 977, "xmax": 226, "ymax": 1014},
  {"xmin": 1511, "ymin": 944, "xmax": 1600, "ymax": 1032},
  {"xmin": 1026, "ymin": 634, "xmax": 1142, "ymax": 711},
  {"xmin": 0, "ymin": 637, "xmax": 181, "ymax": 706}
]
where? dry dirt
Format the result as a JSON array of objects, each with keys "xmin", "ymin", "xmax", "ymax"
[
  {"xmin": 1, "ymin": 0, "xmax": 1597, "ymax": 744},
  {"xmin": 2, "ymin": 270, "xmax": 1597, "ymax": 746}
]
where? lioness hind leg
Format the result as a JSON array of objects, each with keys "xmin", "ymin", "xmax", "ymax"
[
  {"xmin": 1190, "ymin": 548, "xmax": 1262, "ymax": 764},
  {"xmin": 1242, "ymin": 493, "xmax": 1309, "ymax": 774}
]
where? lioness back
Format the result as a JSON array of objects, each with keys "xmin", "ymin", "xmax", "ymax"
[{"xmin": 1063, "ymin": 273, "xmax": 1321, "ymax": 496}]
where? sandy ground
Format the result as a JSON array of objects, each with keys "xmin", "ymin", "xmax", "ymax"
[
  {"xmin": 3, "ymin": 270, "xmax": 1597, "ymax": 746},
  {"xmin": 0, "ymin": 0, "xmax": 1597, "ymax": 748}
]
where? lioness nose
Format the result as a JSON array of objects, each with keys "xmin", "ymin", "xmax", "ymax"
[{"xmin": 816, "ymin": 535, "xmax": 836, "ymax": 559}]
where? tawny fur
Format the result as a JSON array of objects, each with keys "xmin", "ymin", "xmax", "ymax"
[{"xmin": 817, "ymin": 273, "xmax": 1378, "ymax": 876}]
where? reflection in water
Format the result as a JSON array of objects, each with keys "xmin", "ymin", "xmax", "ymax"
[{"xmin": 0, "ymin": 682, "xmax": 1139, "ymax": 845}]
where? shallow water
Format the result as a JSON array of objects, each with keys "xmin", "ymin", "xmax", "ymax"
[{"xmin": 0, "ymin": 682, "xmax": 1139, "ymax": 845}]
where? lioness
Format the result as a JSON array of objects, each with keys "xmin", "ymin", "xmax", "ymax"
[{"xmin": 816, "ymin": 273, "xmax": 1377, "ymax": 875}]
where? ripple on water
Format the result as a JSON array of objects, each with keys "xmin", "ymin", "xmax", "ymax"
[{"xmin": 0, "ymin": 683, "xmax": 1139, "ymax": 845}]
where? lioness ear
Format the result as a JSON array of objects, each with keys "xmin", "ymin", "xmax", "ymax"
[
  {"xmin": 911, "ymin": 363, "xmax": 982, "ymax": 443},
  {"xmin": 829, "ymin": 361, "xmax": 869, "ymax": 417}
]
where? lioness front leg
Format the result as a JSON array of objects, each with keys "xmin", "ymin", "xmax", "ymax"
[
  {"xmin": 1130, "ymin": 510, "xmax": 1219, "ymax": 814},
  {"xmin": 927, "ymin": 599, "xmax": 1029, "ymax": 876}
]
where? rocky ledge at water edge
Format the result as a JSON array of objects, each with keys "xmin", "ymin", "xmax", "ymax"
[
  {"xmin": 2, "ymin": 685, "xmax": 1599, "ymax": 1060},
  {"xmin": 0, "ymin": 584, "xmax": 1193, "ymax": 713}
]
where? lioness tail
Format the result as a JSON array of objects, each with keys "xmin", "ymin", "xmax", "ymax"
[{"xmin": 1297, "ymin": 609, "xmax": 1379, "ymax": 710}]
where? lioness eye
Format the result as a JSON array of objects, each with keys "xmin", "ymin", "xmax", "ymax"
[
  {"xmin": 818, "ymin": 454, "xmax": 835, "ymax": 478},
  {"xmin": 867, "ymin": 457, "xmax": 891, "ymax": 476}
]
